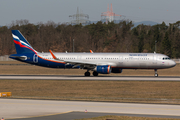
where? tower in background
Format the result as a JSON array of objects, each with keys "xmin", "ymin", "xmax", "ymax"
[
  {"xmin": 69, "ymin": 7, "xmax": 90, "ymax": 25},
  {"xmin": 101, "ymin": 3, "xmax": 125, "ymax": 24}
]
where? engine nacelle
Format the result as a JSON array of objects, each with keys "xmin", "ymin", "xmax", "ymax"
[
  {"xmin": 111, "ymin": 68, "xmax": 123, "ymax": 73},
  {"xmin": 94, "ymin": 65, "xmax": 111, "ymax": 74}
]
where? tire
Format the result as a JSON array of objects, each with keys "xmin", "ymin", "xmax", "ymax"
[
  {"xmin": 155, "ymin": 73, "xmax": 158, "ymax": 77},
  {"xmin": 84, "ymin": 72, "xmax": 90, "ymax": 76},
  {"xmin": 93, "ymin": 71, "xmax": 98, "ymax": 76}
]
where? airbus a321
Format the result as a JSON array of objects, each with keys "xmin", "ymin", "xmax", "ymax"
[{"xmin": 9, "ymin": 30, "xmax": 176, "ymax": 77}]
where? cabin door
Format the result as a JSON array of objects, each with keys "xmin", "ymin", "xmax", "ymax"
[
  {"xmin": 119, "ymin": 56, "xmax": 123, "ymax": 65},
  {"xmin": 153, "ymin": 55, "xmax": 157, "ymax": 64},
  {"xmin": 119, "ymin": 56, "xmax": 123, "ymax": 62},
  {"xmin": 78, "ymin": 56, "xmax": 81, "ymax": 60}
]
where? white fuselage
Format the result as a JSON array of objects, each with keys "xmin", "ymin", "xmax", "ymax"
[{"xmin": 37, "ymin": 52, "xmax": 176, "ymax": 69}]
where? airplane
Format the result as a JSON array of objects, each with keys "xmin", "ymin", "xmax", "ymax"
[{"xmin": 9, "ymin": 30, "xmax": 176, "ymax": 77}]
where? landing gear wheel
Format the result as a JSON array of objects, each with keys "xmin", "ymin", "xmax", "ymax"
[
  {"xmin": 154, "ymin": 69, "xmax": 158, "ymax": 77},
  {"xmin": 93, "ymin": 71, "xmax": 98, "ymax": 76},
  {"xmin": 155, "ymin": 73, "xmax": 158, "ymax": 77},
  {"xmin": 84, "ymin": 71, "xmax": 90, "ymax": 76}
]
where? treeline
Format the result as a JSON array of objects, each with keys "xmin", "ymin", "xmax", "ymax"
[{"xmin": 0, "ymin": 19, "xmax": 180, "ymax": 58}]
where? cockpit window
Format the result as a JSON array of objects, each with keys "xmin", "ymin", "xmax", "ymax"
[{"xmin": 162, "ymin": 57, "xmax": 170, "ymax": 60}]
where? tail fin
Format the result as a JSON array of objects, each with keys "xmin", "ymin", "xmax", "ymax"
[{"xmin": 12, "ymin": 30, "xmax": 37, "ymax": 54}]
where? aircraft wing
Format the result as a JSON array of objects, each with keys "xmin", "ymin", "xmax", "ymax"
[
  {"xmin": 49, "ymin": 50, "xmax": 97, "ymax": 68},
  {"xmin": 63, "ymin": 60, "xmax": 96, "ymax": 65}
]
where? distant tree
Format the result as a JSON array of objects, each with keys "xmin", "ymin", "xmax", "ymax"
[
  {"xmin": 138, "ymin": 30, "xmax": 144, "ymax": 52},
  {"xmin": 132, "ymin": 27, "xmax": 138, "ymax": 36},
  {"xmin": 1, "ymin": 19, "xmax": 180, "ymax": 58},
  {"xmin": 160, "ymin": 21, "xmax": 168, "ymax": 30},
  {"xmin": 162, "ymin": 32, "xmax": 171, "ymax": 57}
]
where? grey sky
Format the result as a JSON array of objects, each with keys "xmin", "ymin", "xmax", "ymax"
[{"xmin": 0, "ymin": 0, "xmax": 180, "ymax": 26}]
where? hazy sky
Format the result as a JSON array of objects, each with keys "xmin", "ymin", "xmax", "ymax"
[{"xmin": 0, "ymin": 0, "xmax": 180, "ymax": 26}]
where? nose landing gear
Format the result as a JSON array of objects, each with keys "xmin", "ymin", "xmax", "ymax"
[{"xmin": 154, "ymin": 69, "xmax": 158, "ymax": 77}]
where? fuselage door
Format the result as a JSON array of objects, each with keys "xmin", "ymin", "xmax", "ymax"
[
  {"xmin": 153, "ymin": 55, "xmax": 157, "ymax": 64},
  {"xmin": 78, "ymin": 56, "xmax": 81, "ymax": 60},
  {"xmin": 33, "ymin": 54, "xmax": 38, "ymax": 63},
  {"xmin": 119, "ymin": 56, "xmax": 123, "ymax": 62},
  {"xmin": 119, "ymin": 56, "xmax": 123, "ymax": 65}
]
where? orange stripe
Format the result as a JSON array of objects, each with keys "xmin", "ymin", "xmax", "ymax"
[{"xmin": 107, "ymin": 65, "xmax": 110, "ymax": 74}]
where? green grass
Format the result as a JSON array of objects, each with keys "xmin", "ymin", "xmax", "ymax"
[{"xmin": 1, "ymin": 80, "xmax": 180, "ymax": 104}]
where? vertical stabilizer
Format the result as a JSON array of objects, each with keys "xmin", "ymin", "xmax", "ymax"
[{"xmin": 12, "ymin": 30, "xmax": 37, "ymax": 54}]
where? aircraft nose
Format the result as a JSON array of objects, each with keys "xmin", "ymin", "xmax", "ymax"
[{"xmin": 170, "ymin": 60, "xmax": 176, "ymax": 67}]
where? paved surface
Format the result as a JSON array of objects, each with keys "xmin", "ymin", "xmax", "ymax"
[
  {"xmin": 0, "ymin": 75, "xmax": 180, "ymax": 81},
  {"xmin": 6, "ymin": 112, "xmax": 180, "ymax": 120},
  {"xmin": 1, "ymin": 99, "xmax": 180, "ymax": 119}
]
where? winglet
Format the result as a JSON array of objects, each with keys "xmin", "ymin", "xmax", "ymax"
[
  {"xmin": 90, "ymin": 50, "xmax": 93, "ymax": 53},
  {"xmin": 49, "ymin": 50, "xmax": 58, "ymax": 60}
]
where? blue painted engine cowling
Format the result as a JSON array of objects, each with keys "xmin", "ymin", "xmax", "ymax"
[
  {"xmin": 111, "ymin": 68, "xmax": 123, "ymax": 73},
  {"xmin": 96, "ymin": 65, "xmax": 111, "ymax": 74}
]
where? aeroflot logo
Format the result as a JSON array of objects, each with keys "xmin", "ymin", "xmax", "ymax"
[
  {"xmin": 12, "ymin": 34, "xmax": 38, "ymax": 53},
  {"xmin": 129, "ymin": 54, "xmax": 147, "ymax": 56},
  {"xmin": 12, "ymin": 34, "xmax": 31, "ymax": 47}
]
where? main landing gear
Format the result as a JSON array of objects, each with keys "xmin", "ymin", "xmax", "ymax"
[
  {"xmin": 84, "ymin": 71, "xmax": 99, "ymax": 76},
  {"xmin": 93, "ymin": 71, "xmax": 98, "ymax": 76},
  {"xmin": 84, "ymin": 71, "xmax": 90, "ymax": 76},
  {"xmin": 154, "ymin": 69, "xmax": 158, "ymax": 77}
]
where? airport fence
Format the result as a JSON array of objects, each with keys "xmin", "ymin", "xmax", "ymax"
[
  {"xmin": 173, "ymin": 59, "xmax": 180, "ymax": 64},
  {"xmin": 0, "ymin": 55, "xmax": 14, "ymax": 61}
]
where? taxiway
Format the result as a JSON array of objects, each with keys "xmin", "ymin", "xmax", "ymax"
[
  {"xmin": 1, "ymin": 99, "xmax": 180, "ymax": 119},
  {"xmin": 0, "ymin": 75, "xmax": 180, "ymax": 81}
]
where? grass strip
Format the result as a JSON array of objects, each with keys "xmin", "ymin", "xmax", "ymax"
[
  {"xmin": 1, "ymin": 80, "xmax": 180, "ymax": 104},
  {"xmin": 76, "ymin": 115, "xmax": 179, "ymax": 120}
]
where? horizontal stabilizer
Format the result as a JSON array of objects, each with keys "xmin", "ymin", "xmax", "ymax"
[{"xmin": 9, "ymin": 55, "xmax": 27, "ymax": 60}]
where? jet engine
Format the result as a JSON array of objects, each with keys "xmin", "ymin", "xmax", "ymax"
[
  {"xmin": 111, "ymin": 68, "xmax": 123, "ymax": 73},
  {"xmin": 94, "ymin": 65, "xmax": 111, "ymax": 74}
]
